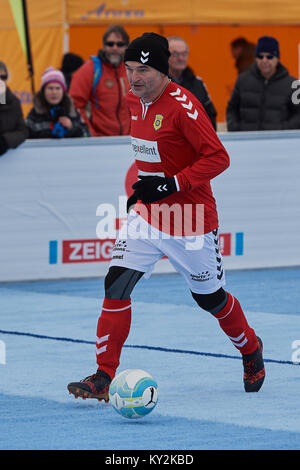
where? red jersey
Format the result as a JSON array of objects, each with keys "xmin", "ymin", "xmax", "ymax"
[{"xmin": 126, "ymin": 80, "xmax": 230, "ymax": 235}]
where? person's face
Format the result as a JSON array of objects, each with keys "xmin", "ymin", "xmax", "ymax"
[
  {"xmin": 44, "ymin": 83, "xmax": 64, "ymax": 105},
  {"xmin": 125, "ymin": 61, "xmax": 165, "ymax": 102},
  {"xmin": 103, "ymin": 32, "xmax": 127, "ymax": 66},
  {"xmin": 256, "ymin": 52, "xmax": 279, "ymax": 79},
  {"xmin": 168, "ymin": 39, "xmax": 189, "ymax": 75}
]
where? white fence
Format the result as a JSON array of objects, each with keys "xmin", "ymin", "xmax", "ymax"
[{"xmin": 0, "ymin": 131, "xmax": 300, "ymax": 282}]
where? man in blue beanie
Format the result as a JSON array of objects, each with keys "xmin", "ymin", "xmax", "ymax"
[
  {"xmin": 255, "ymin": 36, "xmax": 280, "ymax": 80},
  {"xmin": 226, "ymin": 35, "xmax": 300, "ymax": 130}
]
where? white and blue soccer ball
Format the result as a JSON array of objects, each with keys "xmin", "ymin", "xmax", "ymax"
[{"xmin": 109, "ymin": 369, "xmax": 158, "ymax": 419}]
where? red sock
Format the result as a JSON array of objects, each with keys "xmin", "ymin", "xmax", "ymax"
[
  {"xmin": 96, "ymin": 298, "xmax": 131, "ymax": 379},
  {"xmin": 213, "ymin": 292, "xmax": 258, "ymax": 355}
]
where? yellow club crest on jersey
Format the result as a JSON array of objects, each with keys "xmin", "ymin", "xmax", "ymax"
[{"xmin": 153, "ymin": 114, "xmax": 164, "ymax": 131}]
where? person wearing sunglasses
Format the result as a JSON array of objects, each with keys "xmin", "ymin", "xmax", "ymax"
[
  {"xmin": 167, "ymin": 36, "xmax": 217, "ymax": 130},
  {"xmin": 69, "ymin": 25, "xmax": 131, "ymax": 137},
  {"xmin": 0, "ymin": 60, "xmax": 28, "ymax": 157},
  {"xmin": 226, "ymin": 35, "xmax": 300, "ymax": 131}
]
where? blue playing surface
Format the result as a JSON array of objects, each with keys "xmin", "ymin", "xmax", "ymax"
[{"xmin": 1, "ymin": 268, "xmax": 300, "ymax": 450}]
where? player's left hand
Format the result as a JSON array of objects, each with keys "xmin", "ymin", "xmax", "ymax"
[
  {"xmin": 131, "ymin": 176, "xmax": 178, "ymax": 204},
  {"xmin": 126, "ymin": 192, "xmax": 138, "ymax": 213}
]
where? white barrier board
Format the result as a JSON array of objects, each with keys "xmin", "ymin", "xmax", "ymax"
[{"xmin": 0, "ymin": 132, "xmax": 299, "ymax": 282}]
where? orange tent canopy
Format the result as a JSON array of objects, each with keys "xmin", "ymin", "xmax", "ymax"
[{"xmin": 1, "ymin": 0, "xmax": 299, "ymax": 122}]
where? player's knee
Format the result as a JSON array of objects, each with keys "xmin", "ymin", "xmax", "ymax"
[
  {"xmin": 105, "ymin": 266, "xmax": 144, "ymax": 300},
  {"xmin": 191, "ymin": 288, "xmax": 228, "ymax": 314}
]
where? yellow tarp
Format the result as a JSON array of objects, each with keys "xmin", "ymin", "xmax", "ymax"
[
  {"xmin": 66, "ymin": 0, "xmax": 300, "ymax": 25},
  {"xmin": 0, "ymin": 0, "xmax": 64, "ymax": 27},
  {"xmin": 0, "ymin": 0, "xmax": 64, "ymax": 116}
]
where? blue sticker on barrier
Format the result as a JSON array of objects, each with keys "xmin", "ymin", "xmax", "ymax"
[
  {"xmin": 49, "ymin": 240, "xmax": 58, "ymax": 264},
  {"xmin": 235, "ymin": 232, "xmax": 244, "ymax": 256}
]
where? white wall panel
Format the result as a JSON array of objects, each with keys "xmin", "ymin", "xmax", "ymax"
[{"xmin": 0, "ymin": 132, "xmax": 299, "ymax": 281}]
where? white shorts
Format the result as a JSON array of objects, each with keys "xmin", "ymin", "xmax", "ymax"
[{"xmin": 110, "ymin": 211, "xmax": 225, "ymax": 294}]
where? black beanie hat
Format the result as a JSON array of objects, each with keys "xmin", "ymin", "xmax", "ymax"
[
  {"xmin": 256, "ymin": 36, "xmax": 280, "ymax": 58},
  {"xmin": 61, "ymin": 53, "xmax": 84, "ymax": 74},
  {"xmin": 124, "ymin": 32, "xmax": 170, "ymax": 75}
]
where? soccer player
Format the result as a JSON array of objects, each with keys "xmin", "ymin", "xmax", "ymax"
[{"xmin": 68, "ymin": 33, "xmax": 265, "ymax": 401}]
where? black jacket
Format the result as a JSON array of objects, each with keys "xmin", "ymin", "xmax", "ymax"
[
  {"xmin": 172, "ymin": 67, "xmax": 217, "ymax": 129},
  {"xmin": 0, "ymin": 87, "xmax": 28, "ymax": 153},
  {"xmin": 26, "ymin": 91, "xmax": 91, "ymax": 139},
  {"xmin": 226, "ymin": 63, "xmax": 300, "ymax": 131}
]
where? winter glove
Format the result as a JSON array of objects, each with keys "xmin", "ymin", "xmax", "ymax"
[
  {"xmin": 0, "ymin": 135, "xmax": 8, "ymax": 156},
  {"xmin": 51, "ymin": 122, "xmax": 67, "ymax": 138},
  {"xmin": 131, "ymin": 176, "xmax": 178, "ymax": 204}
]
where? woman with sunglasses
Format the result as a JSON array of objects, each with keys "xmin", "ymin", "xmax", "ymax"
[
  {"xmin": 26, "ymin": 67, "xmax": 90, "ymax": 139},
  {"xmin": 0, "ymin": 61, "xmax": 28, "ymax": 157},
  {"xmin": 226, "ymin": 36, "xmax": 300, "ymax": 131}
]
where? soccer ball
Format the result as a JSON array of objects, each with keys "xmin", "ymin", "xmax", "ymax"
[{"xmin": 109, "ymin": 369, "xmax": 158, "ymax": 419}]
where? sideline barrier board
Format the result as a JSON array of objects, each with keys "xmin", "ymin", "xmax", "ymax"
[{"xmin": 0, "ymin": 131, "xmax": 300, "ymax": 282}]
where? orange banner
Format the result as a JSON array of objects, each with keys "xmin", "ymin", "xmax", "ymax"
[
  {"xmin": 66, "ymin": 0, "xmax": 300, "ymax": 25},
  {"xmin": 0, "ymin": 0, "xmax": 64, "ymax": 117}
]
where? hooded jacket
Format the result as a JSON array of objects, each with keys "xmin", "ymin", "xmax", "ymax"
[
  {"xmin": 26, "ymin": 91, "xmax": 90, "ymax": 139},
  {"xmin": 69, "ymin": 50, "xmax": 131, "ymax": 137},
  {"xmin": 226, "ymin": 63, "xmax": 300, "ymax": 131}
]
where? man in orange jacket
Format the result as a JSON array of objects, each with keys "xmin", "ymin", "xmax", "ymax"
[{"xmin": 69, "ymin": 25, "xmax": 131, "ymax": 137}]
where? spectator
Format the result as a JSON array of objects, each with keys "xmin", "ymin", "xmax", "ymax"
[
  {"xmin": 26, "ymin": 67, "xmax": 90, "ymax": 139},
  {"xmin": 61, "ymin": 52, "xmax": 84, "ymax": 91},
  {"xmin": 0, "ymin": 60, "xmax": 28, "ymax": 157},
  {"xmin": 226, "ymin": 36, "xmax": 300, "ymax": 131},
  {"xmin": 230, "ymin": 37, "xmax": 256, "ymax": 75},
  {"xmin": 69, "ymin": 25, "xmax": 130, "ymax": 137},
  {"xmin": 167, "ymin": 36, "xmax": 217, "ymax": 129}
]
